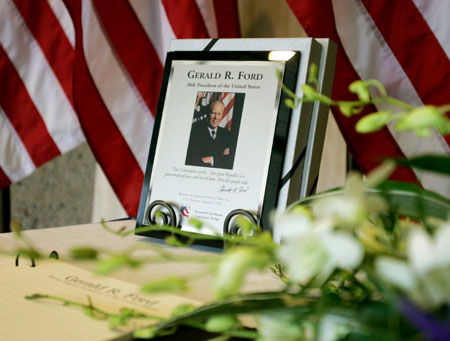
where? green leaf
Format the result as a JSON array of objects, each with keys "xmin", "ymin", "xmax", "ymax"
[
  {"xmin": 355, "ymin": 111, "xmax": 392, "ymax": 133},
  {"xmin": 338, "ymin": 103, "xmax": 355, "ymax": 117},
  {"xmin": 302, "ymin": 84, "xmax": 317, "ymax": 99},
  {"xmin": 108, "ymin": 316, "xmax": 123, "ymax": 329},
  {"xmin": 171, "ymin": 303, "xmax": 197, "ymax": 317},
  {"xmin": 96, "ymin": 254, "xmax": 141, "ymax": 274},
  {"xmin": 285, "ymin": 98, "xmax": 296, "ymax": 109},
  {"xmin": 394, "ymin": 155, "xmax": 450, "ymax": 176},
  {"xmin": 373, "ymin": 181, "xmax": 450, "ymax": 221},
  {"xmin": 396, "ymin": 105, "xmax": 450, "ymax": 136},
  {"xmin": 349, "ymin": 80, "xmax": 371, "ymax": 102},
  {"xmin": 150, "ymin": 292, "xmax": 311, "ymax": 336},
  {"xmin": 188, "ymin": 217, "xmax": 203, "ymax": 230},
  {"xmin": 307, "ymin": 63, "xmax": 319, "ymax": 84},
  {"xmin": 133, "ymin": 326, "xmax": 157, "ymax": 339},
  {"xmin": 141, "ymin": 277, "xmax": 188, "ymax": 294},
  {"xmin": 70, "ymin": 247, "xmax": 98, "ymax": 260},
  {"xmin": 119, "ymin": 307, "xmax": 136, "ymax": 318},
  {"xmin": 302, "ymin": 84, "xmax": 332, "ymax": 104},
  {"xmin": 205, "ymin": 315, "xmax": 237, "ymax": 332},
  {"xmin": 293, "ymin": 182, "xmax": 450, "ymax": 222},
  {"xmin": 164, "ymin": 236, "xmax": 185, "ymax": 247}
]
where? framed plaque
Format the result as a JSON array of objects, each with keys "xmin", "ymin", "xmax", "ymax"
[{"xmin": 136, "ymin": 50, "xmax": 300, "ymax": 246}]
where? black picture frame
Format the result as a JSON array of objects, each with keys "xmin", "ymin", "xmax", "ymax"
[{"xmin": 136, "ymin": 50, "xmax": 300, "ymax": 247}]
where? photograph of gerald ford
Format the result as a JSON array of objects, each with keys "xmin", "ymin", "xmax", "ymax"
[{"xmin": 185, "ymin": 91, "xmax": 244, "ymax": 170}]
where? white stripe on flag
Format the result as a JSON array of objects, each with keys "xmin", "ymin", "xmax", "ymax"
[
  {"xmin": 412, "ymin": 0, "xmax": 450, "ymax": 60},
  {"xmin": 196, "ymin": 0, "xmax": 219, "ymax": 38},
  {"xmin": 47, "ymin": 0, "xmax": 75, "ymax": 48},
  {"xmin": 0, "ymin": 0, "xmax": 84, "ymax": 153},
  {"xmin": 129, "ymin": 0, "xmax": 175, "ymax": 63},
  {"xmin": 81, "ymin": 0, "xmax": 154, "ymax": 171},
  {"xmin": 331, "ymin": 0, "xmax": 449, "ymax": 196},
  {"xmin": 219, "ymin": 93, "xmax": 233, "ymax": 129},
  {"xmin": 331, "ymin": 0, "xmax": 423, "ymax": 107},
  {"xmin": 0, "ymin": 106, "xmax": 36, "ymax": 182}
]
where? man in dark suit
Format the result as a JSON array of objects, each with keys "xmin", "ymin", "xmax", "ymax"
[{"xmin": 185, "ymin": 100, "xmax": 233, "ymax": 169}]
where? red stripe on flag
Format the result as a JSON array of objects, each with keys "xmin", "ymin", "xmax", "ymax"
[
  {"xmin": 212, "ymin": 0, "xmax": 241, "ymax": 37},
  {"xmin": 93, "ymin": 0, "xmax": 163, "ymax": 116},
  {"xmin": 13, "ymin": 0, "xmax": 75, "ymax": 105},
  {"xmin": 162, "ymin": 0, "xmax": 210, "ymax": 38},
  {"xmin": 63, "ymin": 0, "xmax": 143, "ymax": 216},
  {"xmin": 361, "ymin": 0, "xmax": 450, "ymax": 145},
  {"xmin": 0, "ymin": 45, "xmax": 61, "ymax": 167},
  {"xmin": 0, "ymin": 166, "xmax": 11, "ymax": 189},
  {"xmin": 286, "ymin": 0, "xmax": 417, "ymax": 183},
  {"xmin": 222, "ymin": 97, "xmax": 234, "ymax": 119}
]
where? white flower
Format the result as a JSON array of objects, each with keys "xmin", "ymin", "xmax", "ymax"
[
  {"xmin": 322, "ymin": 231, "xmax": 365, "ymax": 270},
  {"xmin": 318, "ymin": 313, "xmax": 354, "ymax": 341},
  {"xmin": 375, "ymin": 223, "xmax": 450, "ymax": 309},
  {"xmin": 312, "ymin": 173, "xmax": 387, "ymax": 228},
  {"xmin": 213, "ymin": 247, "xmax": 270, "ymax": 299},
  {"xmin": 375, "ymin": 257, "xmax": 416, "ymax": 291},
  {"xmin": 277, "ymin": 233, "xmax": 329, "ymax": 284},
  {"xmin": 256, "ymin": 312, "xmax": 304, "ymax": 340},
  {"xmin": 275, "ymin": 212, "xmax": 364, "ymax": 284},
  {"xmin": 314, "ymin": 195, "xmax": 364, "ymax": 227},
  {"xmin": 271, "ymin": 210, "xmax": 313, "ymax": 243},
  {"xmin": 408, "ymin": 224, "xmax": 450, "ymax": 307},
  {"xmin": 408, "ymin": 224, "xmax": 450, "ymax": 275}
]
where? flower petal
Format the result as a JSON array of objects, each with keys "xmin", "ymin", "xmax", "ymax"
[
  {"xmin": 277, "ymin": 235, "xmax": 328, "ymax": 283},
  {"xmin": 435, "ymin": 224, "xmax": 450, "ymax": 267},
  {"xmin": 322, "ymin": 232, "xmax": 363, "ymax": 270},
  {"xmin": 407, "ymin": 228, "xmax": 436, "ymax": 276},
  {"xmin": 272, "ymin": 211, "xmax": 313, "ymax": 241},
  {"xmin": 375, "ymin": 256, "xmax": 416, "ymax": 291}
]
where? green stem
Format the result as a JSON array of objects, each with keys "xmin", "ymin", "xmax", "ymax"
[
  {"xmin": 26, "ymin": 293, "xmax": 165, "ymax": 321},
  {"xmin": 27, "ymin": 293, "xmax": 259, "ymax": 338},
  {"xmin": 135, "ymin": 224, "xmax": 276, "ymax": 250},
  {"xmin": 364, "ymin": 79, "xmax": 387, "ymax": 97},
  {"xmin": 334, "ymin": 99, "xmax": 368, "ymax": 107},
  {"xmin": 135, "ymin": 225, "xmax": 223, "ymax": 241},
  {"xmin": 439, "ymin": 104, "xmax": 450, "ymax": 113},
  {"xmin": 348, "ymin": 271, "xmax": 373, "ymax": 299},
  {"xmin": 281, "ymin": 81, "xmax": 301, "ymax": 101},
  {"xmin": 382, "ymin": 96, "xmax": 415, "ymax": 110},
  {"xmin": 101, "ymin": 220, "xmax": 132, "ymax": 236}
]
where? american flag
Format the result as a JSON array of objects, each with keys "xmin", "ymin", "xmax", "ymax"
[
  {"xmin": 0, "ymin": 0, "xmax": 240, "ymax": 216},
  {"xmin": 219, "ymin": 92, "xmax": 235, "ymax": 131},
  {"xmin": 2, "ymin": 0, "xmax": 449, "ymax": 220},
  {"xmin": 287, "ymin": 0, "xmax": 450, "ymax": 197}
]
